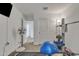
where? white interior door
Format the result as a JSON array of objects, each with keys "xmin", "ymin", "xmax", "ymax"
[{"xmin": 38, "ymin": 18, "xmax": 49, "ymax": 44}]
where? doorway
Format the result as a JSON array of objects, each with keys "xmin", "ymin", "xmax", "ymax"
[{"xmin": 23, "ymin": 21, "xmax": 34, "ymax": 43}]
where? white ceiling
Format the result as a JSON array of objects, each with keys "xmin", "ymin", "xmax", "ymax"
[
  {"xmin": 13, "ymin": 3, "xmax": 72, "ymax": 15},
  {"xmin": 13, "ymin": 3, "xmax": 72, "ymax": 18}
]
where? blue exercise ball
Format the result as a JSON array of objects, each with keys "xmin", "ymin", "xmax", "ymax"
[{"xmin": 40, "ymin": 41, "xmax": 59, "ymax": 56}]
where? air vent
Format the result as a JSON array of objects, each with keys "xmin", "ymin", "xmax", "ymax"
[{"xmin": 43, "ymin": 7, "xmax": 48, "ymax": 10}]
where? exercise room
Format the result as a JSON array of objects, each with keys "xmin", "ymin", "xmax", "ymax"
[{"xmin": 0, "ymin": 3, "xmax": 79, "ymax": 56}]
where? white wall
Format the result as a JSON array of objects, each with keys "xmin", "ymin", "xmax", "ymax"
[
  {"xmin": 4, "ymin": 6, "xmax": 23, "ymax": 56},
  {"xmin": 0, "ymin": 14, "xmax": 8, "ymax": 56}
]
